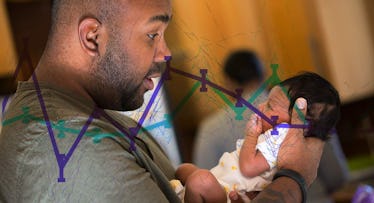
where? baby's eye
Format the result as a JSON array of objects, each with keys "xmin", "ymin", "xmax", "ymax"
[{"xmin": 147, "ymin": 33, "xmax": 159, "ymax": 40}]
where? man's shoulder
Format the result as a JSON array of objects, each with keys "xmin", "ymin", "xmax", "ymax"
[{"xmin": 0, "ymin": 104, "xmax": 174, "ymax": 202}]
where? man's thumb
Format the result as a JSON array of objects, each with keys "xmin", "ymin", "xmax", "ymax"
[{"xmin": 292, "ymin": 97, "xmax": 307, "ymax": 125}]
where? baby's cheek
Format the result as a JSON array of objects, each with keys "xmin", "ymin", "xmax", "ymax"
[
  {"xmin": 262, "ymin": 120, "xmax": 272, "ymax": 132},
  {"xmin": 279, "ymin": 113, "xmax": 291, "ymax": 124}
]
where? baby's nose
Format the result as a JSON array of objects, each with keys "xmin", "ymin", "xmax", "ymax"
[{"xmin": 258, "ymin": 103, "xmax": 264, "ymax": 111}]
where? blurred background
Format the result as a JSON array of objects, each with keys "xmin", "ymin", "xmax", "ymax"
[{"xmin": 0, "ymin": 0, "xmax": 373, "ymax": 202}]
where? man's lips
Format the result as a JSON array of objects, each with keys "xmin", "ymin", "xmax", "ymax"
[
  {"xmin": 144, "ymin": 64, "xmax": 162, "ymax": 90},
  {"xmin": 143, "ymin": 73, "xmax": 161, "ymax": 91}
]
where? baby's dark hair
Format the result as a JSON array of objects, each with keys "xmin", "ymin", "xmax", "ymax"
[{"xmin": 279, "ymin": 72, "xmax": 340, "ymax": 140}]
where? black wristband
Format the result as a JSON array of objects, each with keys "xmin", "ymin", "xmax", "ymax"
[{"xmin": 273, "ymin": 169, "xmax": 307, "ymax": 203}]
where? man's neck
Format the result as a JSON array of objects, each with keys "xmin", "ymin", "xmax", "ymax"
[{"xmin": 32, "ymin": 60, "xmax": 94, "ymax": 106}]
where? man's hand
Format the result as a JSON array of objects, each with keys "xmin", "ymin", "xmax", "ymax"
[
  {"xmin": 277, "ymin": 97, "xmax": 325, "ymax": 186},
  {"xmin": 229, "ymin": 191, "xmax": 259, "ymax": 203}
]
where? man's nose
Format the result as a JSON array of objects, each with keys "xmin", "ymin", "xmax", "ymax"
[{"xmin": 154, "ymin": 38, "xmax": 171, "ymax": 63}]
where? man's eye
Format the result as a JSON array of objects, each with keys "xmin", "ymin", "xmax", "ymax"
[{"xmin": 147, "ymin": 33, "xmax": 159, "ymax": 40}]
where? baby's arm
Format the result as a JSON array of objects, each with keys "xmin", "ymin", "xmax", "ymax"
[{"xmin": 239, "ymin": 115, "xmax": 270, "ymax": 177}]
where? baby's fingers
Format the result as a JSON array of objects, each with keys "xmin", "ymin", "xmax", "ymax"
[{"xmin": 245, "ymin": 114, "xmax": 262, "ymax": 136}]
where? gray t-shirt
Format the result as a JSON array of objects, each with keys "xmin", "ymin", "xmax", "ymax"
[{"xmin": 0, "ymin": 82, "xmax": 179, "ymax": 203}]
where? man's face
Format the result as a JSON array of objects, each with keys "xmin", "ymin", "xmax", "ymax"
[
  {"xmin": 258, "ymin": 86, "xmax": 290, "ymax": 131},
  {"xmin": 91, "ymin": 0, "xmax": 172, "ymax": 111}
]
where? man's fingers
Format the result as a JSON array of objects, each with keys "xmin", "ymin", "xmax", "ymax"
[
  {"xmin": 280, "ymin": 97, "xmax": 308, "ymax": 148},
  {"xmin": 305, "ymin": 138, "xmax": 325, "ymax": 162},
  {"xmin": 229, "ymin": 191, "xmax": 259, "ymax": 203},
  {"xmin": 304, "ymin": 137, "xmax": 325, "ymax": 185}
]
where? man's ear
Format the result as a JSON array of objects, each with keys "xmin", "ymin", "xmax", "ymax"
[{"xmin": 78, "ymin": 18, "xmax": 103, "ymax": 56}]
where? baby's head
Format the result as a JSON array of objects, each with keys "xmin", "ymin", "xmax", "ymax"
[{"xmin": 259, "ymin": 72, "xmax": 340, "ymax": 140}]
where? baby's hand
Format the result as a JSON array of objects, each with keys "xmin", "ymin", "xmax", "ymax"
[{"xmin": 245, "ymin": 114, "xmax": 262, "ymax": 137}]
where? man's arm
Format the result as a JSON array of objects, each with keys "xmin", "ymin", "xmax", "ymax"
[
  {"xmin": 231, "ymin": 98, "xmax": 324, "ymax": 203},
  {"xmin": 276, "ymin": 98, "xmax": 324, "ymax": 186},
  {"xmin": 251, "ymin": 137, "xmax": 323, "ymax": 203},
  {"xmin": 252, "ymin": 177, "xmax": 301, "ymax": 202}
]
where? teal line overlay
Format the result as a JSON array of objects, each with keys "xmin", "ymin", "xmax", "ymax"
[
  {"xmin": 2, "ymin": 107, "xmax": 43, "ymax": 126},
  {"xmin": 2, "ymin": 109, "xmax": 125, "ymax": 144},
  {"xmin": 2, "ymin": 63, "xmax": 306, "ymax": 143},
  {"xmin": 210, "ymin": 64, "xmax": 283, "ymax": 120},
  {"xmin": 142, "ymin": 81, "xmax": 201, "ymax": 131},
  {"xmin": 212, "ymin": 87, "xmax": 245, "ymax": 120},
  {"xmin": 278, "ymin": 85, "xmax": 307, "ymax": 124},
  {"xmin": 170, "ymin": 81, "xmax": 201, "ymax": 119}
]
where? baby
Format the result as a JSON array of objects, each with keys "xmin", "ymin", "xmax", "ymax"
[{"xmin": 171, "ymin": 72, "xmax": 341, "ymax": 203}]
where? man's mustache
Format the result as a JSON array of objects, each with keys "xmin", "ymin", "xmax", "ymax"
[{"xmin": 146, "ymin": 63, "xmax": 164, "ymax": 77}]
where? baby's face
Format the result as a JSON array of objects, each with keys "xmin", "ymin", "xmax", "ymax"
[{"xmin": 258, "ymin": 86, "xmax": 290, "ymax": 132}]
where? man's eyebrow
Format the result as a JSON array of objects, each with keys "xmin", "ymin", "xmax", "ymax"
[{"xmin": 149, "ymin": 14, "xmax": 172, "ymax": 23}]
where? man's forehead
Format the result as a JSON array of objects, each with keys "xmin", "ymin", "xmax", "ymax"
[
  {"xmin": 120, "ymin": 0, "xmax": 172, "ymax": 23},
  {"xmin": 127, "ymin": 0, "xmax": 172, "ymax": 13}
]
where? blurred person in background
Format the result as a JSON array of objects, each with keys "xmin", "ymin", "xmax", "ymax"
[{"xmin": 194, "ymin": 50, "xmax": 265, "ymax": 169}]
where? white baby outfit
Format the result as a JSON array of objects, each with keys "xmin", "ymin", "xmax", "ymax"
[
  {"xmin": 211, "ymin": 124, "xmax": 289, "ymax": 198},
  {"xmin": 171, "ymin": 124, "xmax": 289, "ymax": 202}
]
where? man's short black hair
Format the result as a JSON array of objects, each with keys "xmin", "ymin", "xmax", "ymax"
[
  {"xmin": 49, "ymin": 0, "xmax": 121, "ymax": 36},
  {"xmin": 224, "ymin": 50, "xmax": 264, "ymax": 85},
  {"xmin": 279, "ymin": 72, "xmax": 341, "ymax": 140}
]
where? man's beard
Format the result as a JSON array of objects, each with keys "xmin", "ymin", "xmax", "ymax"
[{"xmin": 90, "ymin": 43, "xmax": 145, "ymax": 111}]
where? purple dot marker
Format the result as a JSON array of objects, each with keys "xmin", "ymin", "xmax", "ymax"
[
  {"xmin": 270, "ymin": 115, "xmax": 279, "ymax": 135},
  {"xmin": 235, "ymin": 88, "xmax": 244, "ymax": 107},
  {"xmin": 199, "ymin": 69, "xmax": 208, "ymax": 92}
]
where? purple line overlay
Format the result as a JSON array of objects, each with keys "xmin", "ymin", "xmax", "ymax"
[
  {"xmin": 31, "ymin": 55, "xmax": 172, "ymax": 182},
  {"xmin": 168, "ymin": 67, "xmax": 310, "ymax": 130},
  {"xmin": 6, "ymin": 40, "xmax": 309, "ymax": 183},
  {"xmin": 32, "ymin": 73, "xmax": 60, "ymax": 158},
  {"xmin": 1, "ymin": 96, "xmax": 9, "ymax": 117},
  {"xmin": 131, "ymin": 58, "xmax": 171, "ymax": 136},
  {"xmin": 235, "ymin": 88, "xmax": 244, "ymax": 107},
  {"xmin": 100, "ymin": 110, "xmax": 136, "ymax": 151},
  {"xmin": 271, "ymin": 116, "xmax": 279, "ymax": 135},
  {"xmin": 32, "ymin": 72, "xmax": 98, "ymax": 182},
  {"xmin": 2, "ymin": 39, "xmax": 32, "ymax": 117},
  {"xmin": 58, "ymin": 109, "xmax": 97, "ymax": 182},
  {"xmin": 199, "ymin": 69, "xmax": 208, "ymax": 92},
  {"xmin": 61, "ymin": 109, "xmax": 97, "ymax": 181}
]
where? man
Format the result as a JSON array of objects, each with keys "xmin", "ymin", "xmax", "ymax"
[{"xmin": 0, "ymin": 0, "xmax": 324, "ymax": 202}]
